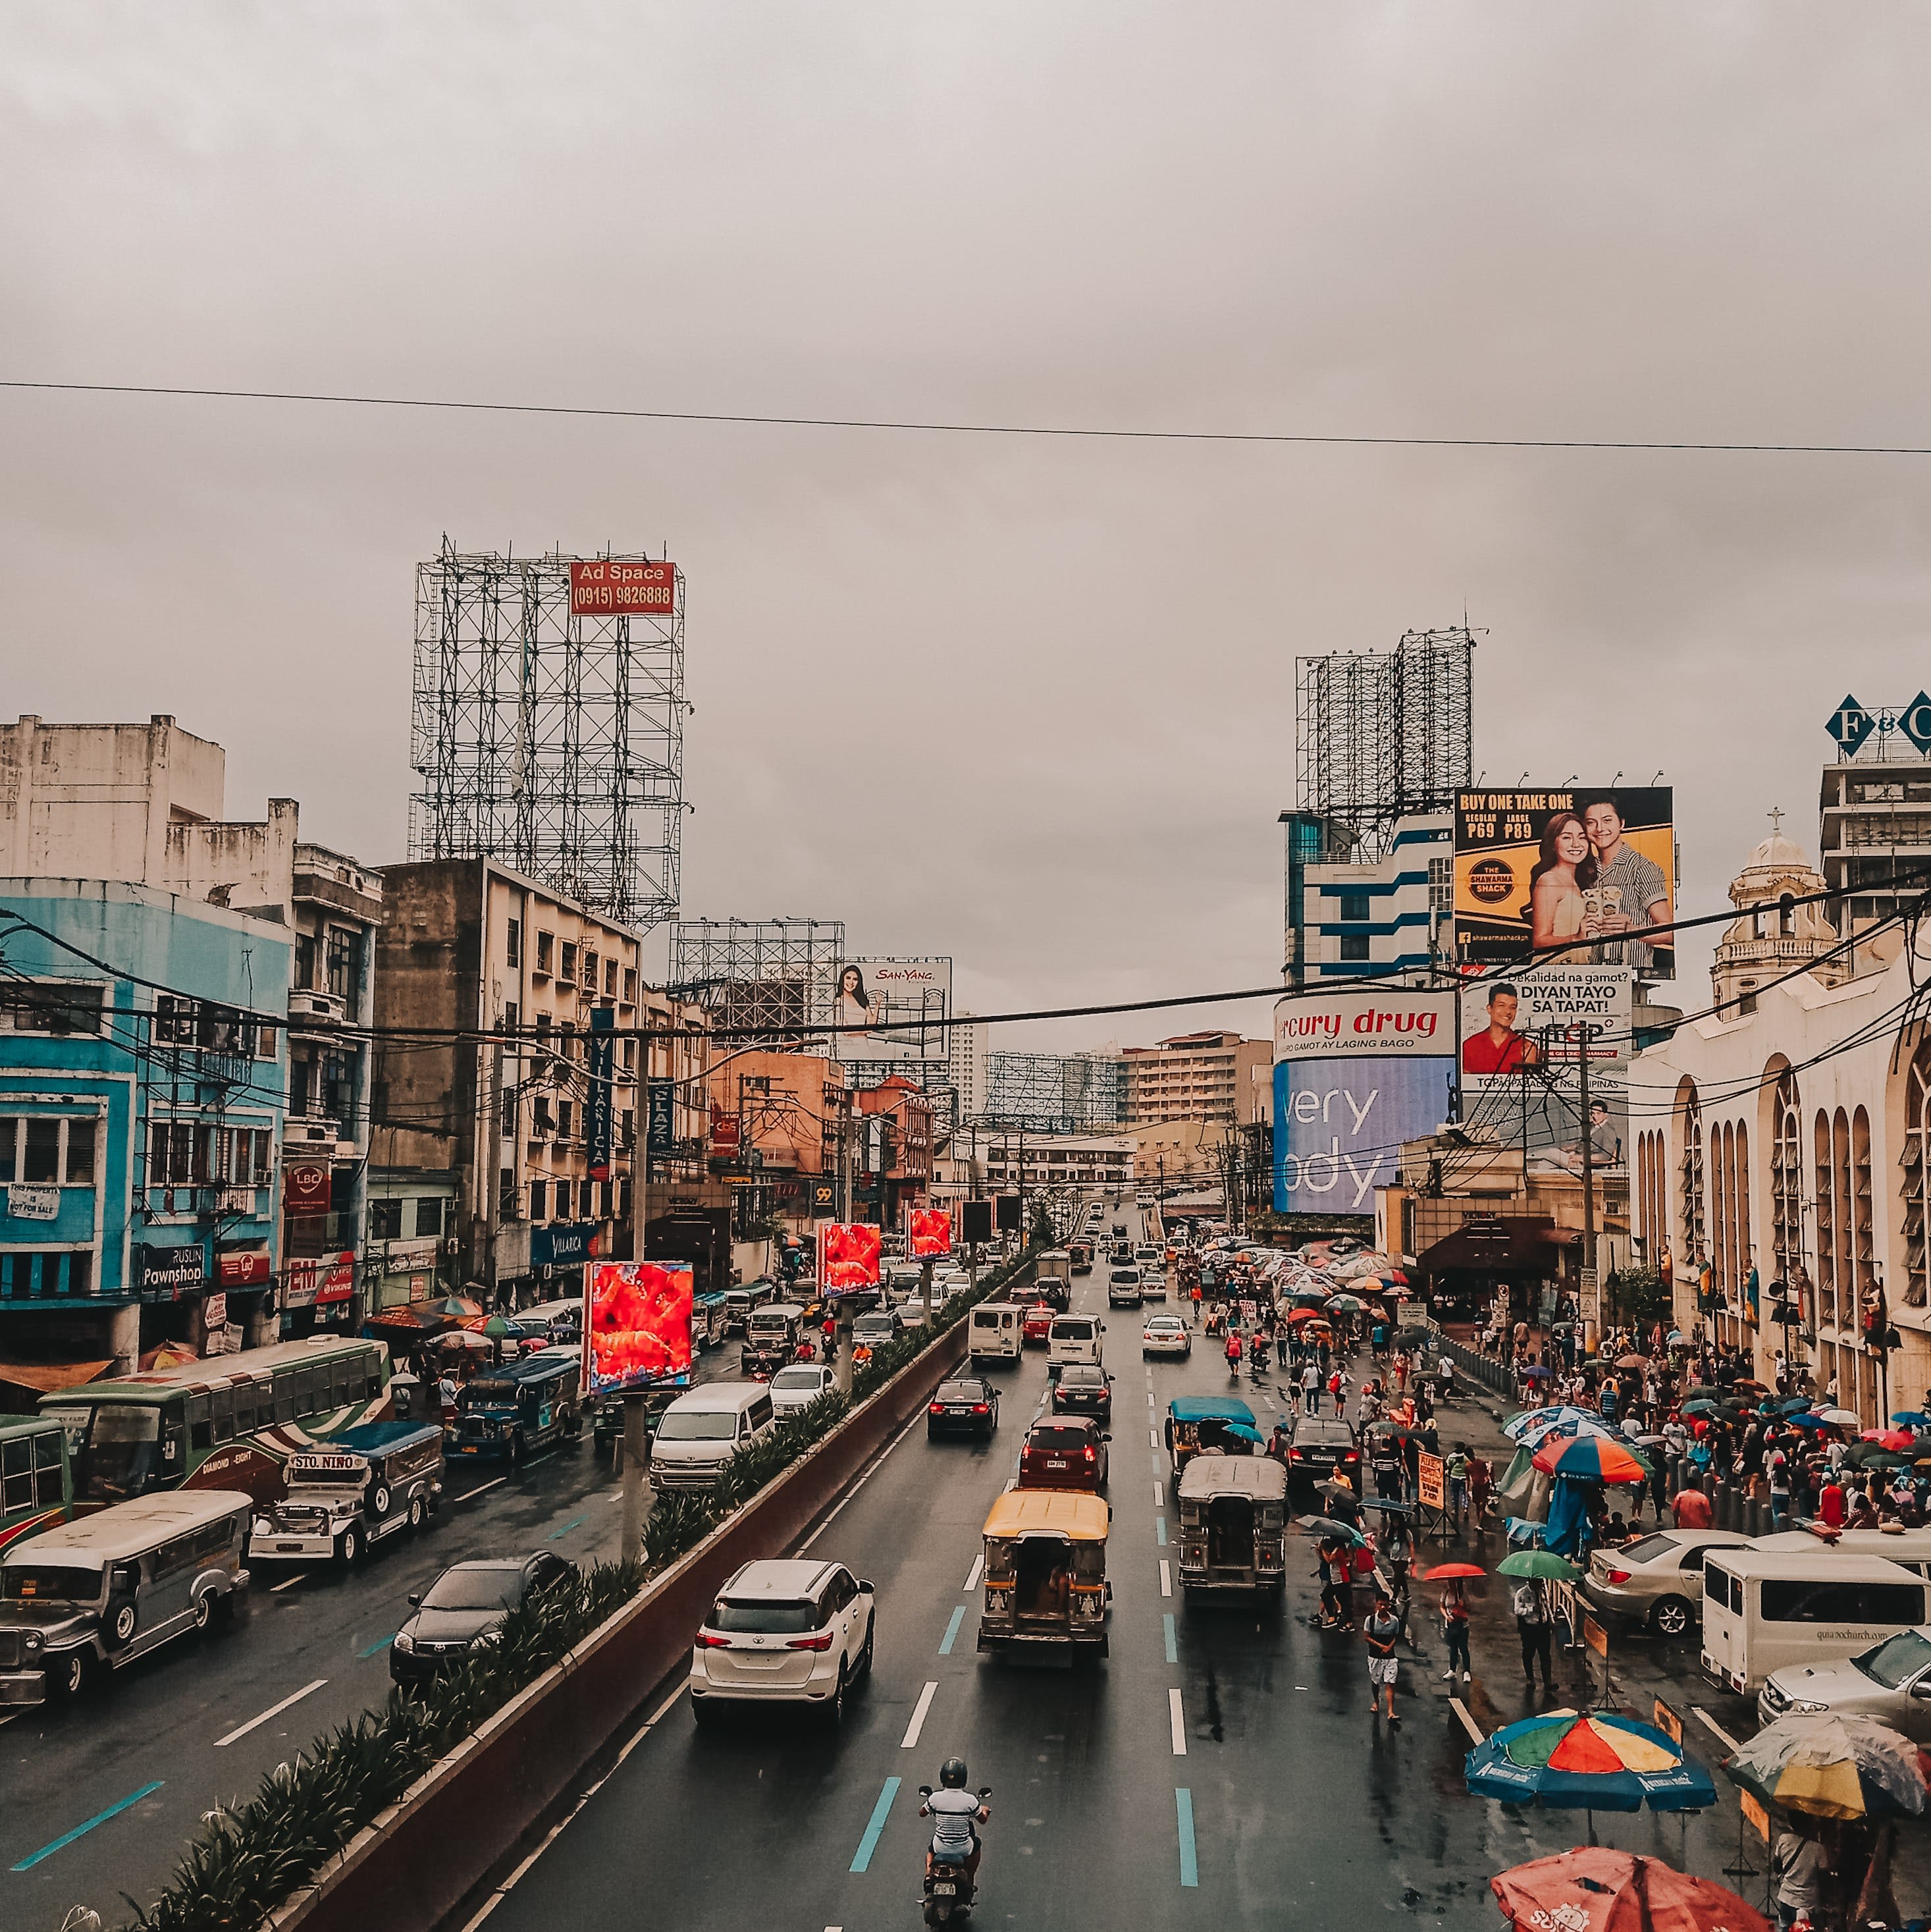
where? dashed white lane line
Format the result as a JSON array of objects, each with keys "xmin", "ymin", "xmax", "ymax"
[
  {"xmin": 214, "ymin": 1678, "xmax": 327, "ymax": 1748},
  {"xmin": 1150, "ymin": 1429, "xmax": 1159, "ymax": 1449},
  {"xmin": 1169, "ymin": 1688, "xmax": 1188, "ymax": 1755},
  {"xmin": 1153, "ymin": 1482, "xmax": 1165, "ymax": 1508},
  {"xmin": 1449, "ymin": 1697, "xmax": 1484, "ymax": 1745},
  {"xmin": 902, "ymin": 1680, "xmax": 939, "ymax": 1750},
  {"xmin": 268, "ymin": 1572, "xmax": 306, "ymax": 1594},
  {"xmin": 460, "ymin": 1476, "xmax": 509, "ymax": 1503},
  {"xmin": 964, "ymin": 1553, "xmax": 984, "ymax": 1591},
  {"xmin": 1693, "ymin": 1706, "xmax": 1741, "ymax": 1753},
  {"xmin": 1159, "ymin": 1560, "xmax": 1172, "ymax": 1598}
]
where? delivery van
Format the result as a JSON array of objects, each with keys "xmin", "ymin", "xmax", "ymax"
[
  {"xmin": 1047, "ymin": 1314, "xmax": 1104, "ymax": 1375},
  {"xmin": 968, "ymin": 1304, "xmax": 1022, "ymax": 1366},
  {"xmin": 1701, "ymin": 1547, "xmax": 1928, "ymax": 1694}
]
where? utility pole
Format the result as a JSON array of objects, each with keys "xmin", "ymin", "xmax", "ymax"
[
  {"xmin": 1577, "ymin": 1021, "xmax": 1599, "ymax": 1358},
  {"xmin": 834, "ymin": 1083, "xmax": 855, "ymax": 1396}
]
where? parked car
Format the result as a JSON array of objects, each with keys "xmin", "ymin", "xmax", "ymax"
[
  {"xmin": 389, "ymin": 1551, "xmax": 577, "ymax": 1690},
  {"xmin": 1759, "ymin": 1624, "xmax": 1931, "ymax": 1737},
  {"xmin": 1051, "ymin": 1364, "xmax": 1113, "ymax": 1420},
  {"xmin": 1580, "ymin": 1528, "xmax": 1754, "ymax": 1638},
  {"xmin": 927, "ymin": 1376, "xmax": 1000, "ymax": 1440},
  {"xmin": 1022, "ymin": 1302, "xmax": 1056, "ymax": 1347},
  {"xmin": 1018, "ymin": 1418, "xmax": 1109, "ymax": 1493},
  {"xmin": 1284, "ymin": 1414, "xmax": 1360, "ymax": 1488},
  {"xmin": 1142, "ymin": 1315, "xmax": 1191, "ymax": 1360},
  {"xmin": 688, "ymin": 1558, "xmax": 875, "ymax": 1729},
  {"xmin": 768, "ymin": 1363, "xmax": 838, "ymax": 1420}
]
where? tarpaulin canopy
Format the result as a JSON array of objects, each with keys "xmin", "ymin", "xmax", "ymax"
[{"xmin": 0, "ymin": 1356, "xmax": 112, "ymax": 1395}]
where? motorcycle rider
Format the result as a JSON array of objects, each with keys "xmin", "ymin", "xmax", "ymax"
[{"xmin": 922, "ymin": 1757, "xmax": 990, "ymax": 1891}]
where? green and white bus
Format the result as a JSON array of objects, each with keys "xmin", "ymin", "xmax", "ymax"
[
  {"xmin": 0, "ymin": 1416, "xmax": 72, "ymax": 1554},
  {"xmin": 38, "ymin": 1338, "xmax": 392, "ymax": 1509}
]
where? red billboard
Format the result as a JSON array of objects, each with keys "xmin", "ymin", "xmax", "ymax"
[
  {"xmin": 585, "ymin": 1260, "xmax": 695, "ymax": 1395},
  {"xmin": 284, "ymin": 1163, "xmax": 331, "ymax": 1215},
  {"xmin": 820, "ymin": 1222, "xmax": 882, "ymax": 1295},
  {"xmin": 709, "ymin": 1106, "xmax": 742, "ymax": 1156},
  {"xmin": 908, "ymin": 1208, "xmax": 952, "ymax": 1259},
  {"xmin": 568, "ymin": 558, "xmax": 677, "ymax": 618}
]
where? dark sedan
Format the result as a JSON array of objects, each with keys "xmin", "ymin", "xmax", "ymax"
[
  {"xmin": 926, "ymin": 1376, "xmax": 1000, "ymax": 1440},
  {"xmin": 1285, "ymin": 1414, "xmax": 1361, "ymax": 1488},
  {"xmin": 1051, "ymin": 1363, "xmax": 1114, "ymax": 1418},
  {"xmin": 1018, "ymin": 1418, "xmax": 1109, "ymax": 1492},
  {"xmin": 390, "ymin": 1552, "xmax": 577, "ymax": 1690}
]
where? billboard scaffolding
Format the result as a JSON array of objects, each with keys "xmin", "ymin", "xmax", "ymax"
[
  {"xmin": 1296, "ymin": 627, "xmax": 1476, "ymax": 861},
  {"xmin": 668, "ymin": 917, "xmax": 847, "ymax": 1048},
  {"xmin": 408, "ymin": 539, "xmax": 686, "ymax": 928}
]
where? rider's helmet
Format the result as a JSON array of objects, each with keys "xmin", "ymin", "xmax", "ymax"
[{"xmin": 939, "ymin": 1757, "xmax": 969, "ymax": 1788}]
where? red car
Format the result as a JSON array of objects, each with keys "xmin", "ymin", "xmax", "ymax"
[
  {"xmin": 1017, "ymin": 1418, "xmax": 1109, "ymax": 1493},
  {"xmin": 1021, "ymin": 1302, "xmax": 1055, "ymax": 1346}
]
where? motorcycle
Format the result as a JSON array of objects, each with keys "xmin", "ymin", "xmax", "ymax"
[{"xmin": 917, "ymin": 1784, "xmax": 993, "ymax": 1925}]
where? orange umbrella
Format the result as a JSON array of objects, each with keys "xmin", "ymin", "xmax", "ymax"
[{"xmin": 1492, "ymin": 1848, "xmax": 1768, "ymax": 1932}]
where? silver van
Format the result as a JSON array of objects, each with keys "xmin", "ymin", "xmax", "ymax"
[
  {"xmin": 649, "ymin": 1383, "xmax": 779, "ymax": 1493},
  {"xmin": 0, "ymin": 1489, "xmax": 251, "ymax": 1702},
  {"xmin": 249, "ymin": 1419, "xmax": 444, "ymax": 1569}
]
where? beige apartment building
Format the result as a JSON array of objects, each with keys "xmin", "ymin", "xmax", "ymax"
[{"xmin": 1119, "ymin": 1031, "xmax": 1272, "ymax": 1129}]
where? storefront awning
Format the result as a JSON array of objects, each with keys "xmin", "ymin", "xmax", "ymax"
[
  {"xmin": 1415, "ymin": 1220, "xmax": 1564, "ymax": 1277},
  {"xmin": 0, "ymin": 1356, "xmax": 113, "ymax": 1395}
]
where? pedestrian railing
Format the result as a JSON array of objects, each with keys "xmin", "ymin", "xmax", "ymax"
[{"xmin": 1427, "ymin": 1323, "xmax": 1512, "ymax": 1399}]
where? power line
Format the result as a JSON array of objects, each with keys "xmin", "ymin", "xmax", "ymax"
[{"xmin": 9, "ymin": 379, "xmax": 1931, "ymax": 460}]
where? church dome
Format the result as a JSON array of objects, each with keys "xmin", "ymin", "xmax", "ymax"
[{"xmin": 1743, "ymin": 832, "xmax": 1812, "ymax": 872}]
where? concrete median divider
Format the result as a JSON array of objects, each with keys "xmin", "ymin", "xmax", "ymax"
[{"xmin": 269, "ymin": 1320, "xmax": 971, "ymax": 1932}]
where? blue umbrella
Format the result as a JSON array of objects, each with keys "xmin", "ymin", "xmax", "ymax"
[
  {"xmin": 1223, "ymin": 1422, "xmax": 1265, "ymax": 1443},
  {"xmin": 1893, "ymin": 1412, "xmax": 1931, "ymax": 1428},
  {"xmin": 1787, "ymin": 1414, "xmax": 1829, "ymax": 1431}
]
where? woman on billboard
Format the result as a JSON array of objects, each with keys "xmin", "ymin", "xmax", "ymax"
[
  {"xmin": 834, "ymin": 964, "xmax": 883, "ymax": 1052},
  {"xmin": 1527, "ymin": 811, "xmax": 1597, "ymax": 957}
]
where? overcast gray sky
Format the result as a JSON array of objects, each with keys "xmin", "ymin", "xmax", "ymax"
[{"xmin": 5, "ymin": 4, "xmax": 1928, "ymax": 1051}]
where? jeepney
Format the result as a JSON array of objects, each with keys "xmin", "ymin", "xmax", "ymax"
[
  {"xmin": 721, "ymin": 1281, "xmax": 778, "ymax": 1337},
  {"xmin": 449, "ymin": 1353, "xmax": 582, "ymax": 1464},
  {"xmin": 1163, "ymin": 1397, "xmax": 1259, "ymax": 1478},
  {"xmin": 693, "ymin": 1290, "xmax": 731, "ymax": 1351},
  {"xmin": 248, "ymin": 1420, "xmax": 444, "ymax": 1569},
  {"xmin": 1175, "ymin": 1454, "xmax": 1287, "ymax": 1603},
  {"xmin": 976, "ymin": 1487, "xmax": 1110, "ymax": 1661},
  {"xmin": 739, "ymin": 1303, "xmax": 806, "ymax": 1380}
]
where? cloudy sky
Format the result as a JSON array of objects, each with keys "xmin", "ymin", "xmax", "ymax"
[{"xmin": 5, "ymin": 5, "xmax": 1928, "ymax": 1052}]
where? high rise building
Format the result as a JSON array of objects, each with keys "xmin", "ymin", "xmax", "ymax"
[
  {"xmin": 1119, "ymin": 1032, "xmax": 1271, "ymax": 1129},
  {"xmin": 1280, "ymin": 810, "xmax": 1453, "ymax": 986}
]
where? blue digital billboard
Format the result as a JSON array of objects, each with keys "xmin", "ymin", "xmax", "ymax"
[{"xmin": 1271, "ymin": 1055, "xmax": 1454, "ymax": 1214}]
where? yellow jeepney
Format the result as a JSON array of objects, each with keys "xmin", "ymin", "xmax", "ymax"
[{"xmin": 976, "ymin": 1487, "xmax": 1110, "ymax": 1661}]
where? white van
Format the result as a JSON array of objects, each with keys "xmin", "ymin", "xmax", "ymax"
[
  {"xmin": 1047, "ymin": 1314, "xmax": 1104, "ymax": 1375},
  {"xmin": 1750, "ymin": 1527, "xmax": 1931, "ymax": 1580},
  {"xmin": 968, "ymin": 1303, "xmax": 1022, "ymax": 1366},
  {"xmin": 648, "ymin": 1383, "xmax": 779, "ymax": 1493},
  {"xmin": 1701, "ymin": 1547, "xmax": 1929, "ymax": 1694}
]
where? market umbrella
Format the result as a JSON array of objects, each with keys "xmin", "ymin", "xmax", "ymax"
[
  {"xmin": 366, "ymin": 1306, "xmax": 446, "ymax": 1331},
  {"xmin": 1505, "ymin": 1405, "xmax": 1601, "ymax": 1443},
  {"xmin": 1615, "ymin": 1353, "xmax": 1649, "ymax": 1370},
  {"xmin": 1284, "ymin": 1308, "xmax": 1330, "ymax": 1325},
  {"xmin": 1848, "ymin": 1447, "xmax": 1913, "ymax": 1471},
  {"xmin": 1532, "ymin": 1436, "xmax": 1651, "ymax": 1484},
  {"xmin": 1724, "ymin": 1713, "xmax": 1930, "ymax": 1821},
  {"xmin": 1814, "ymin": 1407, "xmax": 1861, "ymax": 1426},
  {"xmin": 1327, "ymin": 1295, "xmax": 1366, "ymax": 1314},
  {"xmin": 1863, "ymin": 1429, "xmax": 1918, "ymax": 1451},
  {"xmin": 1496, "ymin": 1549, "xmax": 1582, "ymax": 1582},
  {"xmin": 466, "ymin": 1314, "xmax": 531, "ymax": 1341},
  {"xmin": 1417, "ymin": 1562, "xmax": 1485, "ymax": 1581},
  {"xmin": 433, "ymin": 1329, "xmax": 492, "ymax": 1353},
  {"xmin": 1490, "ymin": 1848, "xmax": 1769, "ymax": 1932},
  {"xmin": 432, "ymin": 1295, "xmax": 485, "ymax": 1318},
  {"xmin": 1286, "ymin": 1289, "xmax": 1331, "ymax": 1307},
  {"xmin": 1467, "ymin": 1709, "xmax": 1717, "ymax": 1814}
]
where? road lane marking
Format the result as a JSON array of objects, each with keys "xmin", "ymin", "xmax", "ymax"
[
  {"xmin": 1175, "ymin": 1786, "xmax": 1198, "ymax": 1887},
  {"xmin": 1146, "ymin": 1392, "xmax": 1155, "ymax": 1409},
  {"xmin": 939, "ymin": 1607, "xmax": 967, "ymax": 1655},
  {"xmin": 1693, "ymin": 1706, "xmax": 1741, "ymax": 1753},
  {"xmin": 1153, "ymin": 1481, "xmax": 1165, "ymax": 1507},
  {"xmin": 548, "ymin": 1513, "xmax": 587, "ymax": 1541},
  {"xmin": 801, "ymin": 1407, "xmax": 929, "ymax": 1551},
  {"xmin": 1159, "ymin": 1559, "xmax": 1172, "ymax": 1597},
  {"xmin": 849, "ymin": 1776, "xmax": 901, "ymax": 1872},
  {"xmin": 963, "ymin": 1554, "xmax": 983, "ymax": 1591},
  {"xmin": 1150, "ymin": 1451, "xmax": 1161, "ymax": 1475},
  {"xmin": 1150, "ymin": 1429, "xmax": 1159, "ymax": 1449},
  {"xmin": 902, "ymin": 1680, "xmax": 938, "ymax": 1748},
  {"xmin": 269, "ymin": 1572, "xmax": 307, "ymax": 1593},
  {"xmin": 1155, "ymin": 1518, "xmax": 1166, "ymax": 1546},
  {"xmin": 1168, "ymin": 1688, "xmax": 1187, "ymax": 1754},
  {"xmin": 459, "ymin": 1476, "xmax": 509, "ymax": 1503},
  {"xmin": 1163, "ymin": 1613, "xmax": 1178, "ymax": 1663},
  {"xmin": 1449, "ymin": 1696, "xmax": 1484, "ymax": 1744},
  {"xmin": 214, "ymin": 1678, "xmax": 328, "ymax": 1748},
  {"xmin": 11, "ymin": 1781, "xmax": 165, "ymax": 1870}
]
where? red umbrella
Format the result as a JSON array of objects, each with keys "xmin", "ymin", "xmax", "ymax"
[
  {"xmin": 1492, "ymin": 1847, "xmax": 1769, "ymax": 1932},
  {"xmin": 1284, "ymin": 1308, "xmax": 1329, "ymax": 1326},
  {"xmin": 1863, "ymin": 1429, "xmax": 1917, "ymax": 1451},
  {"xmin": 1416, "ymin": 1562, "xmax": 1485, "ymax": 1581}
]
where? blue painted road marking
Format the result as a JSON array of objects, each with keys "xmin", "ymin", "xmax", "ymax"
[
  {"xmin": 359, "ymin": 1632, "xmax": 396, "ymax": 1658},
  {"xmin": 13, "ymin": 1782, "xmax": 165, "ymax": 1871},
  {"xmin": 1163, "ymin": 1612, "xmax": 1178, "ymax": 1663},
  {"xmin": 851, "ymin": 1776, "xmax": 901, "ymax": 1872},
  {"xmin": 939, "ymin": 1605, "xmax": 966, "ymax": 1655},
  {"xmin": 1155, "ymin": 1517, "xmax": 1167, "ymax": 1546},
  {"xmin": 1175, "ymin": 1786, "xmax": 1198, "ymax": 1887},
  {"xmin": 548, "ymin": 1513, "xmax": 587, "ymax": 1541}
]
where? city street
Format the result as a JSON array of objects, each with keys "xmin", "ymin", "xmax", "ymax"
[
  {"xmin": 2, "ymin": 1331, "xmax": 751, "ymax": 1929},
  {"xmin": 451, "ymin": 1205, "xmax": 1759, "ymax": 1932}
]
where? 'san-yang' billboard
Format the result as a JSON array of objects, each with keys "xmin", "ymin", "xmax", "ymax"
[
  {"xmin": 585, "ymin": 1260, "xmax": 695, "ymax": 1395},
  {"xmin": 830, "ymin": 958, "xmax": 951, "ymax": 1062},
  {"xmin": 1272, "ymin": 992, "xmax": 1454, "ymax": 1216},
  {"xmin": 1454, "ymin": 787, "xmax": 1674, "ymax": 977}
]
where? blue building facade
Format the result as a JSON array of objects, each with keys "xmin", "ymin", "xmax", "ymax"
[
  {"xmin": 0, "ymin": 879, "xmax": 288, "ymax": 1376},
  {"xmin": 1281, "ymin": 812, "xmax": 1454, "ymax": 985}
]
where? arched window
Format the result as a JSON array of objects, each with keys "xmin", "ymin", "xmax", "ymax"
[
  {"xmin": 1770, "ymin": 1067, "xmax": 1803, "ymax": 1295},
  {"xmin": 1903, "ymin": 1042, "xmax": 1931, "ymax": 1308},
  {"xmin": 1735, "ymin": 1120, "xmax": 1753, "ymax": 1326},
  {"xmin": 1712, "ymin": 1122, "xmax": 1732, "ymax": 1299},
  {"xmin": 1833, "ymin": 1109, "xmax": 1855, "ymax": 1333},
  {"xmin": 1679, "ymin": 1084, "xmax": 1705, "ymax": 1283}
]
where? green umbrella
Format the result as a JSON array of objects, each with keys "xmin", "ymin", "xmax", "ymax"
[
  {"xmin": 1298, "ymin": 1515, "xmax": 1368, "ymax": 1547},
  {"xmin": 1327, "ymin": 1294, "xmax": 1366, "ymax": 1314},
  {"xmin": 1496, "ymin": 1549, "xmax": 1582, "ymax": 1582}
]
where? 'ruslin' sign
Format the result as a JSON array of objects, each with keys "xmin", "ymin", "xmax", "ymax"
[{"xmin": 569, "ymin": 558, "xmax": 676, "ymax": 617}]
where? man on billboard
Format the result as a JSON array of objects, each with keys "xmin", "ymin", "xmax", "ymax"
[
  {"xmin": 1541, "ymin": 1097, "xmax": 1625, "ymax": 1175},
  {"xmin": 1462, "ymin": 984, "xmax": 1543, "ymax": 1075},
  {"xmin": 1579, "ymin": 795, "xmax": 1672, "ymax": 973}
]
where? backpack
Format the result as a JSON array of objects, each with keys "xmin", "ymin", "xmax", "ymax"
[{"xmin": 1512, "ymin": 1584, "xmax": 1545, "ymax": 1624}]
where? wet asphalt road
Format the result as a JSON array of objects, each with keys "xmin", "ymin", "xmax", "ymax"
[
  {"xmin": 470, "ymin": 1206, "xmax": 1721, "ymax": 1932},
  {"xmin": 2, "ymin": 1333, "xmax": 753, "ymax": 1931}
]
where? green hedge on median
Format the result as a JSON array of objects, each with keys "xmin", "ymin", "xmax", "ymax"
[{"xmin": 120, "ymin": 1246, "xmax": 1035, "ymax": 1932}]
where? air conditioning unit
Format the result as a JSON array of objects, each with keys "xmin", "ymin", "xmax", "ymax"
[{"xmin": 288, "ymin": 990, "xmax": 345, "ymax": 1025}]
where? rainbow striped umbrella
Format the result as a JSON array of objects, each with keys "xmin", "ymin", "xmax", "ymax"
[
  {"xmin": 1531, "ymin": 1434, "xmax": 1651, "ymax": 1484},
  {"xmin": 1467, "ymin": 1709, "xmax": 1716, "ymax": 1813},
  {"xmin": 1725, "ymin": 1713, "xmax": 1928, "ymax": 1821}
]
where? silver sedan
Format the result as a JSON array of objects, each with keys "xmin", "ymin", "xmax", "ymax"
[{"xmin": 1141, "ymin": 1314, "xmax": 1191, "ymax": 1359}]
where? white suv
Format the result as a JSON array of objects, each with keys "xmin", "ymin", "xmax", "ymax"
[{"xmin": 689, "ymin": 1559, "xmax": 876, "ymax": 1728}]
